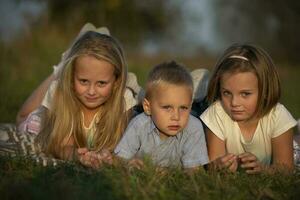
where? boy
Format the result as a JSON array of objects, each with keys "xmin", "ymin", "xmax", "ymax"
[{"xmin": 114, "ymin": 61, "xmax": 209, "ymax": 169}]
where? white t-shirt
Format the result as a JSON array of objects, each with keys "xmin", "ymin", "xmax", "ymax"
[{"xmin": 200, "ymin": 101, "xmax": 297, "ymax": 165}]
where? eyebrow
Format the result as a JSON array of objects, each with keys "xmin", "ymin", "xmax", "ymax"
[
  {"xmin": 220, "ymin": 87, "xmax": 255, "ymax": 92},
  {"xmin": 76, "ymin": 75, "xmax": 111, "ymax": 81}
]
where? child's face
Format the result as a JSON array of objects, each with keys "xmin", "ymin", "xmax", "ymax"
[
  {"xmin": 143, "ymin": 83, "xmax": 192, "ymax": 139},
  {"xmin": 73, "ymin": 55, "xmax": 116, "ymax": 113},
  {"xmin": 220, "ymin": 71, "xmax": 259, "ymax": 123}
]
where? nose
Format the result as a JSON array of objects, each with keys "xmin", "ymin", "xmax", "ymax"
[
  {"xmin": 88, "ymin": 84, "xmax": 96, "ymax": 95},
  {"xmin": 171, "ymin": 109, "xmax": 180, "ymax": 121},
  {"xmin": 231, "ymin": 95, "xmax": 240, "ymax": 107}
]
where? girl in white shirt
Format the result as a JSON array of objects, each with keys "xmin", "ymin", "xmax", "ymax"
[
  {"xmin": 15, "ymin": 24, "xmax": 132, "ymax": 168},
  {"xmin": 201, "ymin": 44, "xmax": 297, "ymax": 174}
]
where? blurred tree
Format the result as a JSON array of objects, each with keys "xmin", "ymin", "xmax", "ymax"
[
  {"xmin": 214, "ymin": 0, "xmax": 300, "ymax": 63},
  {"xmin": 46, "ymin": 0, "xmax": 179, "ymax": 51}
]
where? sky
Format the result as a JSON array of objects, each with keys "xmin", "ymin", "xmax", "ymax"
[{"xmin": 0, "ymin": 0, "xmax": 46, "ymax": 42}]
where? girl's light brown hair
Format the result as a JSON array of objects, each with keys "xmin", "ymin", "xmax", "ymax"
[
  {"xmin": 37, "ymin": 31, "xmax": 128, "ymax": 158},
  {"xmin": 207, "ymin": 43, "xmax": 281, "ymax": 118}
]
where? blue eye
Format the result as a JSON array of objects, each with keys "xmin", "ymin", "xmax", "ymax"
[
  {"xmin": 79, "ymin": 79, "xmax": 88, "ymax": 85},
  {"xmin": 162, "ymin": 105, "xmax": 172, "ymax": 110},
  {"xmin": 241, "ymin": 92, "xmax": 251, "ymax": 97},
  {"xmin": 222, "ymin": 91, "xmax": 230, "ymax": 96},
  {"xmin": 180, "ymin": 106, "xmax": 189, "ymax": 110},
  {"xmin": 97, "ymin": 81, "xmax": 107, "ymax": 87}
]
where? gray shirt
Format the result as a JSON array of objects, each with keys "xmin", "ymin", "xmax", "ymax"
[{"xmin": 114, "ymin": 113, "xmax": 209, "ymax": 168}]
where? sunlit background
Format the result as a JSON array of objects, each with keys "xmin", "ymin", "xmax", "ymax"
[{"xmin": 1, "ymin": 0, "xmax": 299, "ymax": 122}]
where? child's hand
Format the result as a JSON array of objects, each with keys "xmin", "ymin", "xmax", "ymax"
[
  {"xmin": 77, "ymin": 147, "xmax": 90, "ymax": 166},
  {"xmin": 95, "ymin": 149, "xmax": 113, "ymax": 165},
  {"xmin": 77, "ymin": 148, "xmax": 103, "ymax": 169},
  {"xmin": 213, "ymin": 153, "xmax": 238, "ymax": 172},
  {"xmin": 238, "ymin": 152, "xmax": 263, "ymax": 174},
  {"xmin": 128, "ymin": 158, "xmax": 144, "ymax": 170}
]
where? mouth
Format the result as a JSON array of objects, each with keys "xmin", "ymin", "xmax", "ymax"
[
  {"xmin": 231, "ymin": 110, "xmax": 244, "ymax": 114},
  {"xmin": 85, "ymin": 97, "xmax": 99, "ymax": 102},
  {"xmin": 168, "ymin": 125, "xmax": 181, "ymax": 131}
]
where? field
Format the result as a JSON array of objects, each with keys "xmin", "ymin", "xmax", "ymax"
[
  {"xmin": 0, "ymin": 27, "xmax": 300, "ymax": 200},
  {"xmin": 1, "ymin": 156, "xmax": 300, "ymax": 200}
]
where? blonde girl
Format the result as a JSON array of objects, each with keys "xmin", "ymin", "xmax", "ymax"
[
  {"xmin": 200, "ymin": 44, "xmax": 297, "ymax": 174},
  {"xmin": 15, "ymin": 25, "xmax": 134, "ymax": 168}
]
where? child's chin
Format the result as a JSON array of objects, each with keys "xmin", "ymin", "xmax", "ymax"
[
  {"xmin": 162, "ymin": 131, "xmax": 179, "ymax": 138},
  {"xmin": 232, "ymin": 117, "xmax": 247, "ymax": 122},
  {"xmin": 167, "ymin": 129, "xmax": 181, "ymax": 136}
]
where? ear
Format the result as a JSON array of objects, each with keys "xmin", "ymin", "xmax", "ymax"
[{"xmin": 142, "ymin": 98, "xmax": 151, "ymax": 115}]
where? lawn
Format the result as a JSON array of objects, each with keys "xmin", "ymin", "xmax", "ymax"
[{"xmin": 1, "ymin": 156, "xmax": 300, "ymax": 200}]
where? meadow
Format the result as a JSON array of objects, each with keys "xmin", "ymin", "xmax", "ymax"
[
  {"xmin": 1, "ymin": 155, "xmax": 300, "ymax": 200},
  {"xmin": 0, "ymin": 26, "xmax": 300, "ymax": 200}
]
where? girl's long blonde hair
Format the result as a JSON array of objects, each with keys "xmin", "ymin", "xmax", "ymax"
[{"xmin": 37, "ymin": 31, "xmax": 128, "ymax": 158}]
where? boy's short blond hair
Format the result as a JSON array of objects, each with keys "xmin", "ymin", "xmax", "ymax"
[{"xmin": 145, "ymin": 61, "xmax": 193, "ymax": 99}]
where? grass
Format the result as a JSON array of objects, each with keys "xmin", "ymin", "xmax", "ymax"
[{"xmin": 1, "ymin": 156, "xmax": 300, "ymax": 200}]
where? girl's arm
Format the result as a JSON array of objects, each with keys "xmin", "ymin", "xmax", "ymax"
[
  {"xmin": 206, "ymin": 128, "xmax": 238, "ymax": 172},
  {"xmin": 206, "ymin": 128, "xmax": 226, "ymax": 160},
  {"xmin": 271, "ymin": 128, "xmax": 294, "ymax": 170},
  {"xmin": 239, "ymin": 128, "xmax": 294, "ymax": 174},
  {"xmin": 16, "ymin": 74, "xmax": 55, "ymax": 126}
]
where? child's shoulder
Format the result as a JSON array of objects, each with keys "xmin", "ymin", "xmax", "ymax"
[
  {"xmin": 201, "ymin": 100, "xmax": 229, "ymax": 120},
  {"xmin": 188, "ymin": 114, "xmax": 202, "ymax": 124},
  {"xmin": 264, "ymin": 103, "xmax": 296, "ymax": 123},
  {"xmin": 185, "ymin": 115, "xmax": 204, "ymax": 132},
  {"xmin": 274, "ymin": 103, "xmax": 290, "ymax": 113},
  {"xmin": 261, "ymin": 103, "xmax": 297, "ymax": 137},
  {"xmin": 203, "ymin": 101, "xmax": 224, "ymax": 113},
  {"xmin": 266, "ymin": 103, "xmax": 292, "ymax": 119},
  {"xmin": 128, "ymin": 112, "xmax": 152, "ymax": 128}
]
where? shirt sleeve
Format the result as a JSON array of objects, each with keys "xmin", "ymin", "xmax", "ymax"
[
  {"xmin": 271, "ymin": 104, "xmax": 297, "ymax": 138},
  {"xmin": 181, "ymin": 116, "xmax": 209, "ymax": 168},
  {"xmin": 17, "ymin": 106, "xmax": 46, "ymax": 135},
  {"xmin": 41, "ymin": 80, "xmax": 58, "ymax": 109},
  {"xmin": 114, "ymin": 116, "xmax": 142, "ymax": 159},
  {"xmin": 124, "ymin": 88, "xmax": 137, "ymax": 111},
  {"xmin": 200, "ymin": 101, "xmax": 226, "ymax": 140}
]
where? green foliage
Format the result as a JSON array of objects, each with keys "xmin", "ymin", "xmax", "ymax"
[
  {"xmin": 46, "ymin": 0, "xmax": 176, "ymax": 48},
  {"xmin": 278, "ymin": 66, "xmax": 300, "ymax": 119},
  {"xmin": 214, "ymin": 0, "xmax": 300, "ymax": 63},
  {"xmin": 1, "ymin": 156, "xmax": 300, "ymax": 200}
]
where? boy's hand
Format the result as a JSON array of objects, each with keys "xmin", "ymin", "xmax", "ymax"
[
  {"xmin": 238, "ymin": 152, "xmax": 263, "ymax": 174},
  {"xmin": 213, "ymin": 153, "xmax": 238, "ymax": 172}
]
